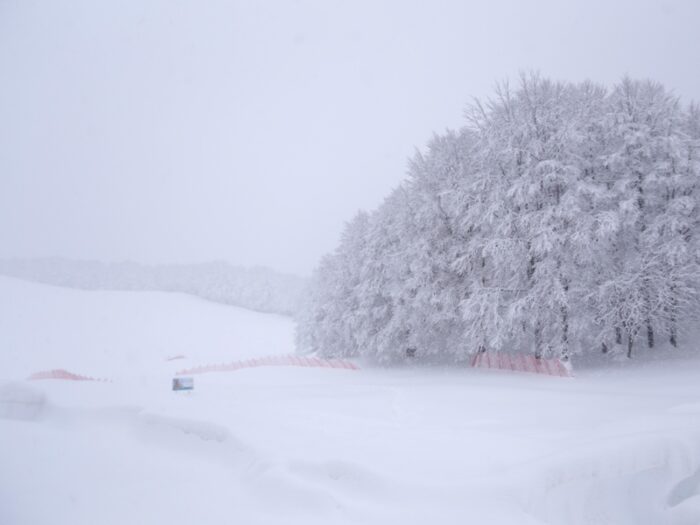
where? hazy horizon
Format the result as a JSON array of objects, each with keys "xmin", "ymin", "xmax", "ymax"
[{"xmin": 2, "ymin": 0, "xmax": 699, "ymax": 276}]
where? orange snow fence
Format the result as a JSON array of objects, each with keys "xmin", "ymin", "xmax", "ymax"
[
  {"xmin": 27, "ymin": 369, "xmax": 110, "ymax": 382},
  {"xmin": 471, "ymin": 352, "xmax": 572, "ymax": 377},
  {"xmin": 176, "ymin": 354, "xmax": 359, "ymax": 376}
]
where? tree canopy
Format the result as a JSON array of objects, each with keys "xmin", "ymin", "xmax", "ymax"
[{"xmin": 297, "ymin": 75, "xmax": 700, "ymax": 364}]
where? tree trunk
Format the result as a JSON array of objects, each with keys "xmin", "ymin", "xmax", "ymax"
[
  {"xmin": 670, "ymin": 286, "xmax": 678, "ymax": 347},
  {"xmin": 615, "ymin": 326, "xmax": 622, "ymax": 345},
  {"xmin": 561, "ymin": 305, "xmax": 569, "ymax": 360},
  {"xmin": 601, "ymin": 342, "xmax": 609, "ymax": 354},
  {"xmin": 534, "ymin": 321, "xmax": 543, "ymax": 359},
  {"xmin": 627, "ymin": 334, "xmax": 634, "ymax": 358},
  {"xmin": 559, "ymin": 274, "xmax": 569, "ymax": 361},
  {"xmin": 646, "ymin": 321, "xmax": 654, "ymax": 349}
]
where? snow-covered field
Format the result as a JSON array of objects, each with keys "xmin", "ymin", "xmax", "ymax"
[{"xmin": 2, "ymin": 276, "xmax": 700, "ymax": 524}]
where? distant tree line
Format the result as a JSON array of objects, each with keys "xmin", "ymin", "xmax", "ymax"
[
  {"xmin": 296, "ymin": 75, "xmax": 700, "ymax": 363},
  {"xmin": 0, "ymin": 258, "xmax": 305, "ymax": 315}
]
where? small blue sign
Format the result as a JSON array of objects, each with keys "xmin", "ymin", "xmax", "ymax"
[{"xmin": 172, "ymin": 377, "xmax": 194, "ymax": 391}]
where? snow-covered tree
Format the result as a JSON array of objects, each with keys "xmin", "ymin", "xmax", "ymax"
[{"xmin": 296, "ymin": 75, "xmax": 700, "ymax": 364}]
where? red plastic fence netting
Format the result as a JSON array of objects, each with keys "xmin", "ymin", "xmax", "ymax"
[
  {"xmin": 27, "ymin": 369, "xmax": 110, "ymax": 382},
  {"xmin": 470, "ymin": 352, "xmax": 572, "ymax": 377},
  {"xmin": 176, "ymin": 354, "xmax": 359, "ymax": 376}
]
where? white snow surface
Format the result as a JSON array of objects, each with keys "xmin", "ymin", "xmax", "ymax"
[{"xmin": 2, "ymin": 275, "xmax": 700, "ymax": 524}]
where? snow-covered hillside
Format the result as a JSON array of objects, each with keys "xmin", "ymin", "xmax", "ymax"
[
  {"xmin": 2, "ymin": 276, "xmax": 700, "ymax": 524},
  {"xmin": 0, "ymin": 276, "xmax": 294, "ymax": 387}
]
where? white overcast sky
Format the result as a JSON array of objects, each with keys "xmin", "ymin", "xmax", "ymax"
[{"xmin": 1, "ymin": 0, "xmax": 699, "ymax": 275}]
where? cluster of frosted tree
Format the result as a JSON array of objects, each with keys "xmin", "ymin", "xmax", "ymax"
[
  {"xmin": 297, "ymin": 76, "xmax": 700, "ymax": 363},
  {"xmin": 0, "ymin": 258, "xmax": 305, "ymax": 315}
]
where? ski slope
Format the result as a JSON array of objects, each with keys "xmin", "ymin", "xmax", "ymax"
[{"xmin": 2, "ymin": 275, "xmax": 700, "ymax": 524}]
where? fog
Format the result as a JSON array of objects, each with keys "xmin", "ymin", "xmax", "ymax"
[{"xmin": 1, "ymin": 0, "xmax": 698, "ymax": 275}]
